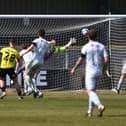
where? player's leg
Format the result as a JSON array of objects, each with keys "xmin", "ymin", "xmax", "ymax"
[
  {"xmin": 112, "ymin": 72, "xmax": 126, "ymax": 94},
  {"xmin": 23, "ymin": 75, "xmax": 35, "ymax": 95},
  {"xmin": 23, "ymin": 79, "xmax": 28, "ymax": 95},
  {"xmin": 23, "ymin": 71, "xmax": 34, "ymax": 96},
  {"xmin": 25, "ymin": 62, "xmax": 38, "ymax": 95},
  {"xmin": 0, "ymin": 78, "xmax": 6, "ymax": 99},
  {"xmin": 0, "ymin": 69, "xmax": 7, "ymax": 99},
  {"xmin": 27, "ymin": 63, "xmax": 43, "ymax": 98},
  {"xmin": 89, "ymin": 90, "xmax": 105, "ymax": 117},
  {"xmin": 117, "ymin": 74, "xmax": 125, "ymax": 90},
  {"xmin": 85, "ymin": 89, "xmax": 94, "ymax": 117},
  {"xmin": 85, "ymin": 76, "xmax": 95, "ymax": 117},
  {"xmin": 33, "ymin": 72, "xmax": 43, "ymax": 98},
  {"xmin": 9, "ymin": 69, "xmax": 23, "ymax": 99},
  {"xmin": 13, "ymin": 77, "xmax": 24, "ymax": 99},
  {"xmin": 85, "ymin": 76, "xmax": 105, "ymax": 117},
  {"xmin": 114, "ymin": 64, "xmax": 126, "ymax": 93}
]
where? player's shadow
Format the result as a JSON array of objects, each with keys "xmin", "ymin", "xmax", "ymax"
[{"xmin": 107, "ymin": 114, "xmax": 126, "ymax": 117}]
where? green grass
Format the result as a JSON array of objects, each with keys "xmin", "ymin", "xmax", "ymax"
[{"xmin": 0, "ymin": 90, "xmax": 126, "ymax": 126}]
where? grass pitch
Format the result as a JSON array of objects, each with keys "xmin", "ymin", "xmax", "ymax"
[{"xmin": 0, "ymin": 90, "xmax": 126, "ymax": 126}]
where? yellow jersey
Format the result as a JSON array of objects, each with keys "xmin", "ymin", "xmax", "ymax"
[{"xmin": 0, "ymin": 47, "xmax": 20, "ymax": 68}]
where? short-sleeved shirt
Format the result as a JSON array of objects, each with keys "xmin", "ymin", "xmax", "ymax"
[
  {"xmin": 0, "ymin": 47, "xmax": 20, "ymax": 69},
  {"xmin": 25, "ymin": 37, "xmax": 50, "ymax": 76},
  {"xmin": 81, "ymin": 41, "xmax": 108, "ymax": 76},
  {"xmin": 32, "ymin": 37, "xmax": 50, "ymax": 64}
]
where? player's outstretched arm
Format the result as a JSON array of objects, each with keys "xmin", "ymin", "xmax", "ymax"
[
  {"xmin": 44, "ymin": 38, "xmax": 76, "ymax": 61},
  {"xmin": 54, "ymin": 37, "xmax": 76, "ymax": 53},
  {"xmin": 20, "ymin": 44, "xmax": 34, "ymax": 57},
  {"xmin": 64, "ymin": 37, "xmax": 76, "ymax": 49},
  {"xmin": 70, "ymin": 56, "xmax": 83, "ymax": 75}
]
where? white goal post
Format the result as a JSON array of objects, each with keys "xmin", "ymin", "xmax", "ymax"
[{"xmin": 0, "ymin": 14, "xmax": 126, "ymax": 18}]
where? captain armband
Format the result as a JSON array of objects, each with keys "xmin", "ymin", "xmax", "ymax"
[{"xmin": 81, "ymin": 53, "xmax": 86, "ymax": 58}]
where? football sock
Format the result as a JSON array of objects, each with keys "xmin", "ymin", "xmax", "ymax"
[
  {"xmin": 88, "ymin": 95, "xmax": 94, "ymax": 113},
  {"xmin": 90, "ymin": 91, "xmax": 101, "ymax": 107},
  {"xmin": 32, "ymin": 78, "xmax": 40, "ymax": 93},
  {"xmin": 23, "ymin": 80, "xmax": 28, "ymax": 93},
  {"xmin": 117, "ymin": 78, "xmax": 123, "ymax": 90}
]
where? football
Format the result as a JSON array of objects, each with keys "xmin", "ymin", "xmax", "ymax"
[{"xmin": 81, "ymin": 28, "xmax": 89, "ymax": 35}]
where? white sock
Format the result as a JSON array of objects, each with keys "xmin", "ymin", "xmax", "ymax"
[
  {"xmin": 117, "ymin": 78, "xmax": 123, "ymax": 90},
  {"xmin": 32, "ymin": 78, "xmax": 41, "ymax": 93},
  {"xmin": 23, "ymin": 80, "xmax": 28, "ymax": 93},
  {"xmin": 88, "ymin": 95, "xmax": 94, "ymax": 113},
  {"xmin": 25, "ymin": 75, "xmax": 36, "ymax": 92},
  {"xmin": 90, "ymin": 91, "xmax": 101, "ymax": 107}
]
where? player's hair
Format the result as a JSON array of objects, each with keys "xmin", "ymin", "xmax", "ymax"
[
  {"xmin": 87, "ymin": 29, "xmax": 97, "ymax": 41},
  {"xmin": 38, "ymin": 29, "xmax": 45, "ymax": 38},
  {"xmin": 9, "ymin": 38, "xmax": 16, "ymax": 44}
]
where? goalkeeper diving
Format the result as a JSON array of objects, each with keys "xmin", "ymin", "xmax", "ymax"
[{"xmin": 44, "ymin": 37, "xmax": 76, "ymax": 60}]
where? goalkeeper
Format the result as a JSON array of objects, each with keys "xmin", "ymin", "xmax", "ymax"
[{"xmin": 44, "ymin": 37, "xmax": 76, "ymax": 60}]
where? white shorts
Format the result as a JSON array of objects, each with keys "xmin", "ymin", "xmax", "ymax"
[
  {"xmin": 26, "ymin": 61, "xmax": 43, "ymax": 76},
  {"xmin": 85, "ymin": 74, "xmax": 100, "ymax": 90}
]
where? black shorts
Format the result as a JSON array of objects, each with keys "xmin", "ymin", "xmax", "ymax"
[{"xmin": 0, "ymin": 68, "xmax": 17, "ymax": 80}]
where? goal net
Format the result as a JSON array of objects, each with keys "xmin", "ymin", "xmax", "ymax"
[
  {"xmin": 0, "ymin": 15, "xmax": 123, "ymax": 90},
  {"xmin": 110, "ymin": 17, "xmax": 126, "ymax": 90}
]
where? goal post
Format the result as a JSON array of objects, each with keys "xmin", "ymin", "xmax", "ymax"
[{"xmin": 0, "ymin": 15, "xmax": 125, "ymax": 90}]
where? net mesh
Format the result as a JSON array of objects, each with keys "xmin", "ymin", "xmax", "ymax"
[
  {"xmin": 110, "ymin": 18, "xmax": 126, "ymax": 90},
  {"xmin": 0, "ymin": 16, "xmax": 112, "ymax": 90}
]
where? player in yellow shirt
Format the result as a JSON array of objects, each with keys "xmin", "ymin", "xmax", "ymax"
[{"xmin": 0, "ymin": 39, "xmax": 23, "ymax": 100}]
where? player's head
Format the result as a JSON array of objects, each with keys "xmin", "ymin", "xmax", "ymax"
[
  {"xmin": 87, "ymin": 29, "xmax": 97, "ymax": 41},
  {"xmin": 9, "ymin": 39, "xmax": 17, "ymax": 47},
  {"xmin": 38, "ymin": 29, "xmax": 45, "ymax": 38}
]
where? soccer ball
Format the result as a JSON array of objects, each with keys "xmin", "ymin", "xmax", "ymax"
[{"xmin": 81, "ymin": 28, "xmax": 89, "ymax": 35}]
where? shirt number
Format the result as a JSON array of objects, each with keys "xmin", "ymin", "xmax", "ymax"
[{"xmin": 3, "ymin": 51, "xmax": 16, "ymax": 62}]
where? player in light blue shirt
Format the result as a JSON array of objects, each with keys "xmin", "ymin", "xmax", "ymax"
[
  {"xmin": 21, "ymin": 29, "xmax": 56, "ymax": 98},
  {"xmin": 81, "ymin": 39, "xmax": 108, "ymax": 80},
  {"xmin": 71, "ymin": 29, "xmax": 108, "ymax": 117},
  {"xmin": 32, "ymin": 37, "xmax": 51, "ymax": 65}
]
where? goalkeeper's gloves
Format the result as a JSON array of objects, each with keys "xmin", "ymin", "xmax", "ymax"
[{"xmin": 65, "ymin": 38, "xmax": 76, "ymax": 48}]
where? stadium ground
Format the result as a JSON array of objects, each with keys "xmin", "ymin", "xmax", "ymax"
[{"xmin": 0, "ymin": 89, "xmax": 126, "ymax": 126}]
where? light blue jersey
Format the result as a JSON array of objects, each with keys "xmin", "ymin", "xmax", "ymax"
[
  {"xmin": 81, "ymin": 41, "xmax": 107, "ymax": 76},
  {"xmin": 32, "ymin": 37, "xmax": 50, "ymax": 64},
  {"xmin": 27, "ymin": 37, "xmax": 50, "ymax": 76},
  {"xmin": 81, "ymin": 41, "xmax": 107, "ymax": 90}
]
